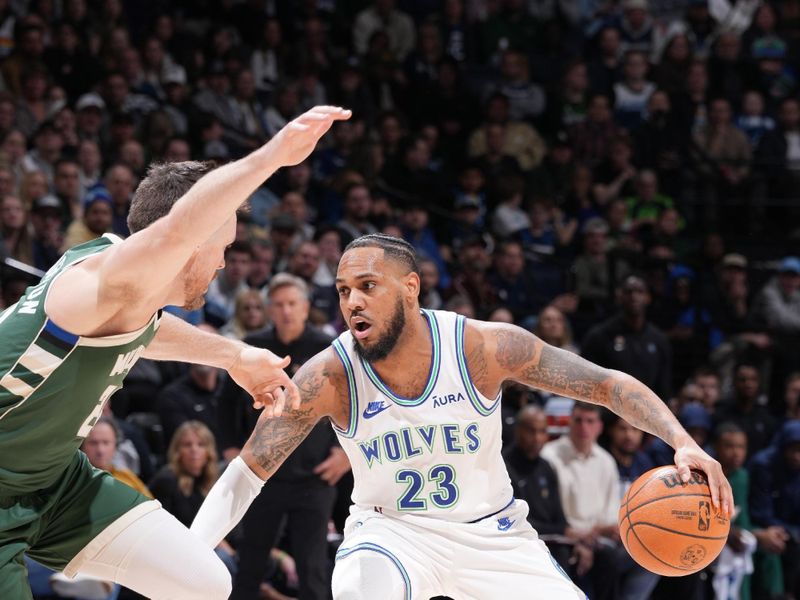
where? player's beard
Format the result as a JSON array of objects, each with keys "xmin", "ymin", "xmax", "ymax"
[
  {"xmin": 352, "ymin": 296, "xmax": 405, "ymax": 362},
  {"xmin": 182, "ymin": 274, "xmax": 207, "ymax": 311}
]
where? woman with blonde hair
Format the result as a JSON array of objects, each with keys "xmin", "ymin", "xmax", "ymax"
[
  {"xmin": 149, "ymin": 422, "xmax": 236, "ymax": 572},
  {"xmin": 534, "ymin": 305, "xmax": 578, "ymax": 354},
  {"xmin": 19, "ymin": 170, "xmax": 49, "ymax": 211},
  {"xmin": 1, "ymin": 195, "xmax": 34, "ymax": 266},
  {"xmin": 220, "ymin": 289, "xmax": 269, "ymax": 340}
]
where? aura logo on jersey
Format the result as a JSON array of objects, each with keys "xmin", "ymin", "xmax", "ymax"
[
  {"xmin": 357, "ymin": 422, "xmax": 481, "ymax": 467},
  {"xmin": 432, "ymin": 392, "xmax": 465, "ymax": 407}
]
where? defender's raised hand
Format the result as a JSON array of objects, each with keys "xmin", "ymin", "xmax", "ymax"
[{"xmin": 267, "ymin": 106, "xmax": 352, "ymax": 167}]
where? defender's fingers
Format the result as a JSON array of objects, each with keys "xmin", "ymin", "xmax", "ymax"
[{"xmin": 272, "ymin": 387, "xmax": 287, "ymax": 418}]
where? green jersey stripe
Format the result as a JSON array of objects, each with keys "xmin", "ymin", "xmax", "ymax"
[
  {"xmin": 8, "ymin": 363, "xmax": 44, "ymax": 389},
  {"xmin": 0, "ymin": 373, "xmax": 36, "ymax": 398},
  {"xmin": 17, "ymin": 343, "xmax": 63, "ymax": 378}
]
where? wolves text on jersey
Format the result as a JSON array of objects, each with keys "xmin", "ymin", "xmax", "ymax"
[{"xmin": 358, "ymin": 422, "xmax": 481, "ymax": 468}]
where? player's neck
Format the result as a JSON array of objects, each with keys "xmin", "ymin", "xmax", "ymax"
[{"xmin": 371, "ymin": 311, "xmax": 430, "ymax": 369}]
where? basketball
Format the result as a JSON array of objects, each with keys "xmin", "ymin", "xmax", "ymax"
[{"xmin": 618, "ymin": 466, "xmax": 730, "ymax": 576}]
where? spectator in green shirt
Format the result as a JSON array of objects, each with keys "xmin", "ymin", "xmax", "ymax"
[{"xmin": 716, "ymin": 423, "xmax": 785, "ymax": 600}]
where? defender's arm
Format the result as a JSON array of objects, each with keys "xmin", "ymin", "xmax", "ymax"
[
  {"xmin": 48, "ymin": 107, "xmax": 350, "ymax": 332},
  {"xmin": 143, "ymin": 313, "xmax": 298, "ymax": 413},
  {"xmin": 465, "ymin": 320, "xmax": 732, "ymax": 515}
]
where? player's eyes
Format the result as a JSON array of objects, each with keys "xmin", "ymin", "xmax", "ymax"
[
  {"xmin": 363, "ymin": 282, "xmax": 375, "ymax": 290},
  {"xmin": 338, "ymin": 287, "xmax": 349, "ymax": 296}
]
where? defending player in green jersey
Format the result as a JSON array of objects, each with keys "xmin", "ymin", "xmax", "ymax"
[{"xmin": 0, "ymin": 105, "xmax": 351, "ymax": 600}]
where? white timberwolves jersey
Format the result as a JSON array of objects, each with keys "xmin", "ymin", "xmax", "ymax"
[{"xmin": 332, "ymin": 309, "xmax": 514, "ymax": 522}]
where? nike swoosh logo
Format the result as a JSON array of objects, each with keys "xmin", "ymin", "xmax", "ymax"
[
  {"xmin": 497, "ymin": 519, "xmax": 515, "ymax": 531},
  {"xmin": 363, "ymin": 402, "xmax": 390, "ymax": 419}
]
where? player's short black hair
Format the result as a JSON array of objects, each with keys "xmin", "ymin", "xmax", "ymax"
[{"xmin": 344, "ymin": 234, "xmax": 420, "ymax": 275}]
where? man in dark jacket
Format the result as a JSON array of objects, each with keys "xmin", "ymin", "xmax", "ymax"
[
  {"xmin": 581, "ymin": 276, "xmax": 672, "ymax": 400},
  {"xmin": 219, "ymin": 274, "xmax": 351, "ymax": 600}
]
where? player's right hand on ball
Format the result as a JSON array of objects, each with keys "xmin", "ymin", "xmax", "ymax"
[{"xmin": 673, "ymin": 443, "xmax": 733, "ymax": 517}]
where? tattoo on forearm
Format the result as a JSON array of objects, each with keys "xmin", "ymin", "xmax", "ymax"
[
  {"xmin": 295, "ymin": 367, "xmax": 325, "ymax": 405},
  {"xmin": 493, "ymin": 328, "xmax": 535, "ymax": 371},
  {"xmin": 250, "ymin": 407, "xmax": 317, "ymax": 473},
  {"xmin": 521, "ymin": 345, "xmax": 607, "ymax": 401}
]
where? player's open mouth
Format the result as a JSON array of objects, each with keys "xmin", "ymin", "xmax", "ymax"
[{"xmin": 351, "ymin": 316, "xmax": 372, "ymax": 340}]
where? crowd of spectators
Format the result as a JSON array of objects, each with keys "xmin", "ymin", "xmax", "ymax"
[{"xmin": 0, "ymin": 0, "xmax": 799, "ymax": 599}]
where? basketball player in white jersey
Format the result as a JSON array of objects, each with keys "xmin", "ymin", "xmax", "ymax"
[{"xmin": 192, "ymin": 234, "xmax": 733, "ymax": 600}]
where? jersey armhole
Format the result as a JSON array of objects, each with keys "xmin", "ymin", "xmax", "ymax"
[
  {"xmin": 330, "ymin": 339, "xmax": 358, "ymax": 438},
  {"xmin": 455, "ymin": 315, "xmax": 501, "ymax": 417}
]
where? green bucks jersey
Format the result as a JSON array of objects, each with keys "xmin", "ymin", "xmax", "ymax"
[{"xmin": 0, "ymin": 236, "xmax": 160, "ymax": 494}]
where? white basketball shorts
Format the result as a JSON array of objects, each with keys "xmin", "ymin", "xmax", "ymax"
[{"xmin": 332, "ymin": 499, "xmax": 586, "ymax": 600}]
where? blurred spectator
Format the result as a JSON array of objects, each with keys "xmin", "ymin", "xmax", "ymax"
[
  {"xmin": 337, "ymin": 182, "xmax": 377, "ymax": 244},
  {"xmin": 587, "ymin": 27, "xmax": 623, "ymax": 97},
  {"xmin": 53, "ymin": 158, "xmax": 82, "ymax": 222},
  {"xmin": 204, "ymin": 240, "xmax": 253, "ymax": 328},
  {"xmin": 542, "ymin": 402, "xmax": 652, "ymax": 600},
  {"xmin": 353, "ymin": 0, "xmax": 416, "ymax": 61},
  {"xmin": 77, "ymin": 139, "xmax": 102, "ymax": 196},
  {"xmin": 749, "ymin": 420, "xmax": 800, "ymax": 598},
  {"xmin": 468, "ymin": 92, "xmax": 546, "ymax": 172},
  {"xmin": 74, "ymin": 93, "xmax": 105, "ymax": 144},
  {"xmin": 737, "ymin": 90, "xmax": 775, "ymax": 148},
  {"xmin": 0, "ymin": 195, "xmax": 33, "ymax": 265},
  {"xmin": 82, "ymin": 416, "xmax": 151, "ymax": 498},
  {"xmin": 708, "ymin": 32, "xmax": 747, "ymax": 108},
  {"xmin": 287, "ymin": 240, "xmax": 339, "ymax": 326},
  {"xmin": 606, "ymin": 414, "xmax": 654, "ymax": 494},
  {"xmin": 613, "ymin": 50, "xmax": 655, "ymax": 130},
  {"xmin": 61, "ymin": 187, "xmax": 113, "ymax": 252},
  {"xmin": 312, "ymin": 226, "xmax": 342, "ymax": 288},
  {"xmin": 504, "ymin": 405, "xmax": 592, "ymax": 582},
  {"xmin": 534, "ymin": 305, "xmax": 578, "ymax": 353},
  {"xmin": 693, "ymin": 366, "xmax": 722, "ymax": 412},
  {"xmin": 148, "ymin": 421, "xmax": 237, "ymax": 572},
  {"xmin": 623, "ymin": 169, "xmax": 675, "ymax": 231},
  {"xmin": 691, "ymin": 97, "xmax": 752, "ymax": 224},
  {"xmin": 569, "ymin": 94, "xmax": 620, "ymax": 167},
  {"xmin": 22, "ymin": 121, "xmax": 63, "ymax": 186},
  {"xmin": 487, "ymin": 239, "xmax": 546, "ymax": 323},
  {"xmin": 490, "ymin": 175, "xmax": 528, "ymax": 238},
  {"xmin": 402, "ymin": 203, "xmax": 450, "ymax": 286},
  {"xmin": 221, "ymin": 289, "xmax": 268, "ymax": 341},
  {"xmin": 489, "ymin": 49, "xmax": 546, "ymax": 122},
  {"xmin": 157, "ymin": 358, "xmax": 222, "ymax": 448},
  {"xmin": 654, "ymin": 33, "xmax": 692, "ymax": 95},
  {"xmin": 582, "ymin": 276, "xmax": 672, "ymax": 400},
  {"xmin": 593, "ymin": 135, "xmax": 637, "ymax": 205},
  {"xmin": 218, "ymin": 273, "xmax": 347, "ymax": 600},
  {"xmin": 572, "ymin": 217, "xmax": 629, "ymax": 319},
  {"xmin": 712, "ymin": 422, "xmax": 766, "ymax": 600},
  {"xmin": 419, "ymin": 257, "xmax": 444, "ymax": 310},
  {"xmin": 756, "ymin": 97, "xmax": 800, "ymax": 200},
  {"xmin": 618, "ymin": 0, "xmax": 654, "ymax": 55},
  {"xmin": 715, "ymin": 362, "xmax": 778, "ymax": 458},
  {"xmin": 29, "ymin": 195, "xmax": 64, "ymax": 271}
]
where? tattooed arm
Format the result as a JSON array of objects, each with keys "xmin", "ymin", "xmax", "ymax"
[
  {"xmin": 464, "ymin": 320, "xmax": 732, "ymax": 515},
  {"xmin": 240, "ymin": 348, "xmax": 349, "ymax": 480}
]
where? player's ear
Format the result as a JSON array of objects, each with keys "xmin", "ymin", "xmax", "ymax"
[{"xmin": 404, "ymin": 271, "xmax": 420, "ymax": 300}]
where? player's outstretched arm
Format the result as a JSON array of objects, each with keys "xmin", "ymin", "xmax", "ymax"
[
  {"xmin": 47, "ymin": 107, "xmax": 350, "ymax": 334},
  {"xmin": 103, "ymin": 106, "xmax": 351, "ymax": 290},
  {"xmin": 143, "ymin": 313, "xmax": 299, "ymax": 413},
  {"xmin": 190, "ymin": 349, "xmax": 348, "ymax": 548},
  {"xmin": 465, "ymin": 320, "xmax": 732, "ymax": 516}
]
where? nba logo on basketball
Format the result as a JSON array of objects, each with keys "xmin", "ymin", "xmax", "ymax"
[{"xmin": 698, "ymin": 500, "xmax": 711, "ymax": 531}]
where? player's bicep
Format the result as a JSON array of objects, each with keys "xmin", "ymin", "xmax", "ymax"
[
  {"xmin": 98, "ymin": 218, "xmax": 200, "ymax": 294},
  {"xmin": 482, "ymin": 322, "xmax": 613, "ymax": 403}
]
